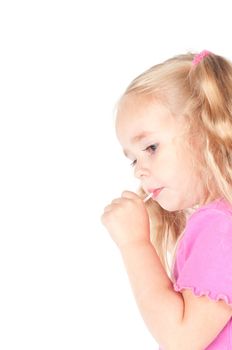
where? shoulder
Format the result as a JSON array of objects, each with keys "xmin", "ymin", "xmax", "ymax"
[
  {"xmin": 173, "ymin": 198, "xmax": 232, "ymax": 269},
  {"xmin": 189, "ymin": 197, "xmax": 232, "ymax": 223},
  {"xmin": 184, "ymin": 197, "xmax": 232, "ymax": 243}
]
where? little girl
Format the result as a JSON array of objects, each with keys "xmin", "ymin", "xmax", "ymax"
[{"xmin": 101, "ymin": 50, "xmax": 232, "ymax": 349}]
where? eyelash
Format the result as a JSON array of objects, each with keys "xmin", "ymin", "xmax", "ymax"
[{"xmin": 130, "ymin": 144, "xmax": 158, "ymax": 167}]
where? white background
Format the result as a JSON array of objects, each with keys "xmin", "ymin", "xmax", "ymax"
[{"xmin": 0, "ymin": 1, "xmax": 231, "ymax": 349}]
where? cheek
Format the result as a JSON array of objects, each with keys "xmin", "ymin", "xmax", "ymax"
[
  {"xmin": 175, "ymin": 156, "xmax": 201, "ymax": 190},
  {"xmin": 150, "ymin": 150, "xmax": 178, "ymax": 178},
  {"xmin": 166, "ymin": 152, "xmax": 193, "ymax": 185}
]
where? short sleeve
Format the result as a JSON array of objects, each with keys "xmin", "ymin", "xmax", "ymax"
[{"xmin": 173, "ymin": 209, "xmax": 232, "ymax": 306}]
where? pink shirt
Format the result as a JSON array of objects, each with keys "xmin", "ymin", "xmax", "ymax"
[{"xmin": 159, "ymin": 198, "xmax": 232, "ymax": 349}]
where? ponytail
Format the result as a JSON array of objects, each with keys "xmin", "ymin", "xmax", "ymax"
[{"xmin": 188, "ymin": 52, "xmax": 232, "ymax": 203}]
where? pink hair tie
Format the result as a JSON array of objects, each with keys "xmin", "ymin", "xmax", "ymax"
[{"xmin": 192, "ymin": 50, "xmax": 211, "ymax": 66}]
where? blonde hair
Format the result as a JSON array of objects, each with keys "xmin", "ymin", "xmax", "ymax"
[{"xmin": 119, "ymin": 52, "xmax": 232, "ymax": 279}]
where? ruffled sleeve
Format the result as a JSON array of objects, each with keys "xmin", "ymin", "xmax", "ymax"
[{"xmin": 173, "ymin": 206, "xmax": 232, "ymax": 306}]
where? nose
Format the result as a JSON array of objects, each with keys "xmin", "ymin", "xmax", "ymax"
[{"xmin": 134, "ymin": 161, "xmax": 150, "ymax": 179}]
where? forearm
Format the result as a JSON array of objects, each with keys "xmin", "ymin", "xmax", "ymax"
[{"xmin": 120, "ymin": 241, "xmax": 184, "ymax": 349}]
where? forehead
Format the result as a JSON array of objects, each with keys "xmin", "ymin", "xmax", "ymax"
[{"xmin": 115, "ymin": 94, "xmax": 185, "ymax": 142}]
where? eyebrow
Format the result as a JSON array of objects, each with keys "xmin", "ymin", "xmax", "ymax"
[{"xmin": 123, "ymin": 131, "xmax": 155, "ymax": 157}]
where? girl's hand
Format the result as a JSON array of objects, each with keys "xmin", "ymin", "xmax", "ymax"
[{"xmin": 101, "ymin": 191, "xmax": 150, "ymax": 250}]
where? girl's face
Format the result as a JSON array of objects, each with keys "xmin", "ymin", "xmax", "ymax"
[{"xmin": 115, "ymin": 94, "xmax": 206, "ymax": 212}]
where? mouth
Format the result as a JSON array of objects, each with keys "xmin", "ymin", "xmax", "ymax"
[{"xmin": 148, "ymin": 187, "xmax": 164, "ymax": 199}]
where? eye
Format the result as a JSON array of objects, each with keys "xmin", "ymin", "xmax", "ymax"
[
  {"xmin": 144, "ymin": 144, "xmax": 158, "ymax": 153},
  {"xmin": 129, "ymin": 144, "xmax": 158, "ymax": 167}
]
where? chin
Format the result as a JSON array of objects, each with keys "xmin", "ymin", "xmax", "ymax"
[{"xmin": 155, "ymin": 198, "xmax": 185, "ymax": 212}]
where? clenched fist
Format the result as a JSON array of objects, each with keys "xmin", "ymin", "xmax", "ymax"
[{"xmin": 101, "ymin": 191, "xmax": 151, "ymax": 250}]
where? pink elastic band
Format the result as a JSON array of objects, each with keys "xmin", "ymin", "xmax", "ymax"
[{"xmin": 192, "ymin": 50, "xmax": 211, "ymax": 66}]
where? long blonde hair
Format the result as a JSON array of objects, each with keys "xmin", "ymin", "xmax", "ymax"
[{"xmin": 119, "ymin": 52, "xmax": 232, "ymax": 279}]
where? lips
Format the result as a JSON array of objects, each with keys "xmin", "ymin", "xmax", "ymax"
[{"xmin": 148, "ymin": 187, "xmax": 164, "ymax": 198}]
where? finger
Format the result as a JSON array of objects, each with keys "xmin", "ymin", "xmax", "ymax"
[
  {"xmin": 103, "ymin": 204, "xmax": 113, "ymax": 213},
  {"xmin": 121, "ymin": 190, "xmax": 140, "ymax": 200},
  {"xmin": 103, "ymin": 202, "xmax": 119, "ymax": 212},
  {"xmin": 111, "ymin": 198, "xmax": 122, "ymax": 205}
]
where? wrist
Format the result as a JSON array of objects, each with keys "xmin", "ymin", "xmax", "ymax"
[{"xmin": 119, "ymin": 239, "xmax": 152, "ymax": 255}]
